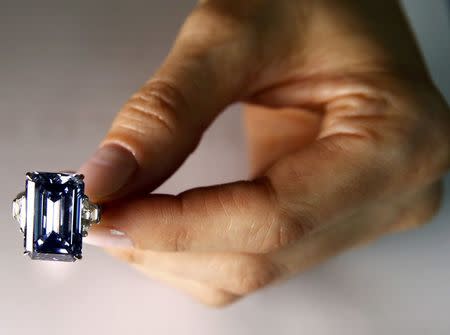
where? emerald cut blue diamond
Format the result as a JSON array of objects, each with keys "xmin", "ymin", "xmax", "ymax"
[{"xmin": 24, "ymin": 172, "xmax": 84, "ymax": 262}]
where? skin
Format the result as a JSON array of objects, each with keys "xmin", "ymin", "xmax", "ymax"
[{"xmin": 79, "ymin": 0, "xmax": 450, "ymax": 307}]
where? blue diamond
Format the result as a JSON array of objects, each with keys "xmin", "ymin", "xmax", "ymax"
[{"xmin": 24, "ymin": 172, "xmax": 84, "ymax": 261}]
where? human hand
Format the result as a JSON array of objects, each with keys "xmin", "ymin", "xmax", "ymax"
[{"xmin": 80, "ymin": 0, "xmax": 450, "ymax": 306}]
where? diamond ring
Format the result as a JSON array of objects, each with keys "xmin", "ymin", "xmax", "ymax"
[{"xmin": 12, "ymin": 172, "xmax": 101, "ymax": 262}]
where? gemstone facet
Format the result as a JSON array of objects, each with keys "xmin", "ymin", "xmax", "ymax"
[{"xmin": 24, "ymin": 172, "xmax": 84, "ymax": 261}]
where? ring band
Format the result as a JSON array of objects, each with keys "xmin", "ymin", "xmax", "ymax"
[{"xmin": 12, "ymin": 172, "xmax": 101, "ymax": 262}]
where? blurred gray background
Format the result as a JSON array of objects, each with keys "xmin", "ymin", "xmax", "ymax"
[{"xmin": 0, "ymin": 1, "xmax": 449, "ymax": 334}]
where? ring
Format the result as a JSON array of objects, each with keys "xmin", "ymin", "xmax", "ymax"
[{"xmin": 12, "ymin": 172, "xmax": 101, "ymax": 262}]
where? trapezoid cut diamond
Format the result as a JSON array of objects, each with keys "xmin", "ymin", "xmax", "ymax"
[{"xmin": 24, "ymin": 172, "xmax": 84, "ymax": 262}]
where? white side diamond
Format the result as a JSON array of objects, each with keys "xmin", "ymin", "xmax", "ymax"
[
  {"xmin": 12, "ymin": 192, "xmax": 26, "ymax": 233},
  {"xmin": 81, "ymin": 197, "xmax": 101, "ymax": 236}
]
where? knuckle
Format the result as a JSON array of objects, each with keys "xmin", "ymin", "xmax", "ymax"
[
  {"xmin": 390, "ymin": 88, "xmax": 450, "ymax": 185},
  {"xmin": 231, "ymin": 255, "xmax": 280, "ymax": 295},
  {"xmin": 260, "ymin": 215, "xmax": 313, "ymax": 252},
  {"xmin": 272, "ymin": 202, "xmax": 320, "ymax": 247},
  {"xmin": 108, "ymin": 79, "xmax": 201, "ymax": 160},
  {"xmin": 411, "ymin": 186, "xmax": 443, "ymax": 228},
  {"xmin": 121, "ymin": 80, "xmax": 183, "ymax": 136},
  {"xmin": 424, "ymin": 112, "xmax": 450, "ymax": 177},
  {"xmin": 253, "ymin": 178, "xmax": 320, "ymax": 252},
  {"xmin": 170, "ymin": 195, "xmax": 192, "ymax": 252},
  {"xmin": 280, "ymin": 210, "xmax": 317, "ymax": 245},
  {"xmin": 394, "ymin": 126, "xmax": 447, "ymax": 189},
  {"xmin": 172, "ymin": 224, "xmax": 190, "ymax": 252},
  {"xmin": 393, "ymin": 183, "xmax": 443, "ymax": 231}
]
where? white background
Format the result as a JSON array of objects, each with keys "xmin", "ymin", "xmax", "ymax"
[{"xmin": 0, "ymin": 1, "xmax": 449, "ymax": 334}]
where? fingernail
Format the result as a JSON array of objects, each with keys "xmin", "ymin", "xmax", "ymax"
[
  {"xmin": 79, "ymin": 144, "xmax": 137, "ymax": 200},
  {"xmin": 84, "ymin": 226, "xmax": 133, "ymax": 249}
]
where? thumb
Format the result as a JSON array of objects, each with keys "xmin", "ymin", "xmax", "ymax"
[{"xmin": 79, "ymin": 6, "xmax": 253, "ymax": 201}]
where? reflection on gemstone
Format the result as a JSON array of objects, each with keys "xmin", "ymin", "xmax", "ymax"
[{"xmin": 24, "ymin": 172, "xmax": 84, "ymax": 262}]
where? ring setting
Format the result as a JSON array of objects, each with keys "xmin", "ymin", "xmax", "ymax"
[{"xmin": 12, "ymin": 172, "xmax": 101, "ymax": 262}]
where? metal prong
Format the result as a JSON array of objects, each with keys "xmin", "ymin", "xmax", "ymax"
[
  {"xmin": 74, "ymin": 173, "xmax": 85, "ymax": 180},
  {"xmin": 13, "ymin": 191, "xmax": 26, "ymax": 201}
]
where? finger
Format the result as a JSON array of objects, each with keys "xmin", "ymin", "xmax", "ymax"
[
  {"xmin": 106, "ymin": 181, "xmax": 443, "ymax": 298},
  {"xmin": 107, "ymin": 248, "xmax": 239, "ymax": 307},
  {"xmin": 85, "ymin": 179, "xmax": 290, "ymax": 253},
  {"xmin": 85, "ymin": 129, "xmax": 394, "ymax": 254},
  {"xmin": 110, "ymin": 249, "xmax": 281, "ymax": 296},
  {"xmin": 244, "ymin": 104, "xmax": 322, "ymax": 177},
  {"xmin": 79, "ymin": 5, "xmax": 255, "ymax": 202}
]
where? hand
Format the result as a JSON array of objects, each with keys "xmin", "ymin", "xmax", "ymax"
[{"xmin": 80, "ymin": 0, "xmax": 450, "ymax": 306}]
